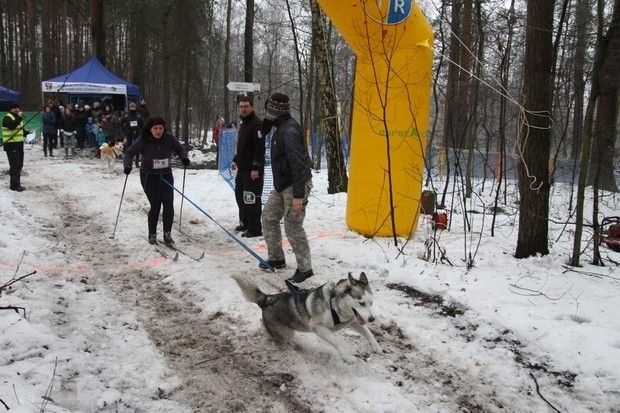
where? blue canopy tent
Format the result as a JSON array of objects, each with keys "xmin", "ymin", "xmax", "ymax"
[
  {"xmin": 41, "ymin": 56, "xmax": 140, "ymax": 110},
  {"xmin": 0, "ymin": 85, "xmax": 20, "ymax": 101}
]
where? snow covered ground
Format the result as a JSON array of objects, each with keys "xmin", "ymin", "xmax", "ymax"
[{"xmin": 0, "ymin": 144, "xmax": 619, "ymax": 412}]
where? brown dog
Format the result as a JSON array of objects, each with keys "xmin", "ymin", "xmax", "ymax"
[{"xmin": 100, "ymin": 142, "xmax": 124, "ymax": 168}]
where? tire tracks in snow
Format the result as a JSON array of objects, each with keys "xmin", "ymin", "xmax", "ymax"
[{"xmin": 21, "ymin": 162, "xmax": 315, "ymax": 412}]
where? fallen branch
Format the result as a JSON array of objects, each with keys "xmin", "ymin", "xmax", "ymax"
[
  {"xmin": 561, "ymin": 265, "xmax": 619, "ymax": 281},
  {"xmin": 1, "ymin": 250, "xmax": 37, "ymax": 298},
  {"xmin": 508, "ymin": 276, "xmax": 572, "ymax": 300},
  {"xmin": 529, "ymin": 372, "xmax": 561, "ymax": 412},
  {"xmin": 0, "ymin": 305, "xmax": 27, "ymax": 317}
]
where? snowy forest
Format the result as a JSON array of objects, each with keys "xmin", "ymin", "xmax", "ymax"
[{"xmin": 0, "ymin": 0, "xmax": 619, "ymax": 263}]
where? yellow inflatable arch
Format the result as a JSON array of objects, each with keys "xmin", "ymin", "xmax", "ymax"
[{"xmin": 316, "ymin": 0, "xmax": 434, "ymax": 238}]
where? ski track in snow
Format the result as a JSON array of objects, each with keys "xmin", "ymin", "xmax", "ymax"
[{"xmin": 3, "ymin": 155, "xmax": 592, "ymax": 412}]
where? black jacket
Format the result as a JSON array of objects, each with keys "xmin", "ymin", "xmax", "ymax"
[
  {"xmin": 233, "ymin": 111, "xmax": 264, "ymax": 172},
  {"xmin": 270, "ymin": 115, "xmax": 312, "ymax": 197},
  {"xmin": 122, "ymin": 111, "xmax": 144, "ymax": 140},
  {"xmin": 124, "ymin": 131, "xmax": 187, "ymax": 176},
  {"xmin": 59, "ymin": 114, "xmax": 78, "ymax": 133}
]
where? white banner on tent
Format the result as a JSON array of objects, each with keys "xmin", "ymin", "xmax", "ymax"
[{"xmin": 41, "ymin": 82, "xmax": 127, "ymax": 94}]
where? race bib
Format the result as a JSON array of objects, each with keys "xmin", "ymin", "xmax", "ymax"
[
  {"xmin": 153, "ymin": 158, "xmax": 170, "ymax": 169},
  {"xmin": 129, "ymin": 120, "xmax": 138, "ymax": 127},
  {"xmin": 243, "ymin": 191, "xmax": 256, "ymax": 204}
]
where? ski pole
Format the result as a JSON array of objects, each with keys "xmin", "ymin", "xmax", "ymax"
[
  {"xmin": 179, "ymin": 166, "xmax": 187, "ymax": 232},
  {"xmin": 110, "ymin": 174, "xmax": 129, "ymax": 239}
]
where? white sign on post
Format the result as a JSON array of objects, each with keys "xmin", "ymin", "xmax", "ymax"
[{"xmin": 226, "ymin": 82, "xmax": 261, "ymax": 92}]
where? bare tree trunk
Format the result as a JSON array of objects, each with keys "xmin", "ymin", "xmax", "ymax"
[
  {"xmin": 0, "ymin": 2, "xmax": 6, "ymax": 85},
  {"xmin": 161, "ymin": 5, "xmax": 172, "ymax": 121},
  {"xmin": 492, "ymin": 0, "xmax": 516, "ymax": 236},
  {"xmin": 515, "ymin": 0, "xmax": 556, "ymax": 258},
  {"xmin": 457, "ymin": 0, "xmax": 472, "ymax": 151},
  {"xmin": 310, "ymin": 0, "xmax": 348, "ymax": 193},
  {"xmin": 244, "ymin": 0, "xmax": 255, "ymax": 100},
  {"xmin": 223, "ymin": 0, "xmax": 232, "ymax": 123},
  {"xmin": 129, "ymin": 0, "xmax": 147, "ymax": 95},
  {"xmin": 571, "ymin": 0, "xmax": 591, "ymax": 160},
  {"xmin": 285, "ymin": 0, "xmax": 305, "ymax": 131},
  {"xmin": 465, "ymin": 0, "xmax": 482, "ymax": 200},
  {"xmin": 181, "ymin": 21, "xmax": 191, "ymax": 144},
  {"xmin": 571, "ymin": 62, "xmax": 600, "ymax": 266},
  {"xmin": 588, "ymin": 0, "xmax": 620, "ymax": 193},
  {"xmin": 91, "ymin": 0, "xmax": 105, "ymax": 64}
]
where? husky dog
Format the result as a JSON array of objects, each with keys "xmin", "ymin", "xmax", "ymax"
[
  {"xmin": 100, "ymin": 141, "xmax": 124, "ymax": 168},
  {"xmin": 232, "ymin": 272, "xmax": 382, "ymax": 362}
]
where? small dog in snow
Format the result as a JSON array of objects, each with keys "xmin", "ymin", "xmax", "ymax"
[
  {"xmin": 232, "ymin": 271, "xmax": 382, "ymax": 362},
  {"xmin": 100, "ymin": 141, "xmax": 124, "ymax": 168}
]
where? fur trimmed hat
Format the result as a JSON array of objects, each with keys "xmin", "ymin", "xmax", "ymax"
[
  {"xmin": 144, "ymin": 116, "xmax": 166, "ymax": 135},
  {"xmin": 264, "ymin": 93, "xmax": 290, "ymax": 120}
]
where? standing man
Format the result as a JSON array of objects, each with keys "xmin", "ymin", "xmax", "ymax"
[
  {"xmin": 259, "ymin": 93, "xmax": 314, "ymax": 283},
  {"xmin": 2, "ymin": 101, "xmax": 28, "ymax": 192},
  {"xmin": 122, "ymin": 102, "xmax": 144, "ymax": 167},
  {"xmin": 137, "ymin": 98, "xmax": 150, "ymax": 123},
  {"xmin": 231, "ymin": 97, "xmax": 265, "ymax": 237}
]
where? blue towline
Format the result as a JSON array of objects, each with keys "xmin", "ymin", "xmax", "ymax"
[{"xmin": 160, "ymin": 176, "xmax": 275, "ymax": 271}]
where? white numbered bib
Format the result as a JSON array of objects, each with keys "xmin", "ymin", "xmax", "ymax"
[
  {"xmin": 153, "ymin": 158, "xmax": 169, "ymax": 169},
  {"xmin": 129, "ymin": 120, "xmax": 138, "ymax": 127}
]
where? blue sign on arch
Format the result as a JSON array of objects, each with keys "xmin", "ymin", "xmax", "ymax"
[
  {"xmin": 386, "ymin": 0, "xmax": 412, "ymax": 24},
  {"xmin": 363, "ymin": 0, "xmax": 413, "ymax": 25}
]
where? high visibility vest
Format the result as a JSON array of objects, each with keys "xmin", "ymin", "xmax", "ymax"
[{"xmin": 2, "ymin": 113, "xmax": 25, "ymax": 144}]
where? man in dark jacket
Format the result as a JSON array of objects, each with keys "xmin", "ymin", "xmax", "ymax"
[
  {"xmin": 259, "ymin": 93, "xmax": 314, "ymax": 283},
  {"xmin": 2, "ymin": 101, "xmax": 28, "ymax": 191},
  {"xmin": 231, "ymin": 97, "xmax": 265, "ymax": 237},
  {"xmin": 75, "ymin": 104, "xmax": 89, "ymax": 149},
  {"xmin": 122, "ymin": 102, "xmax": 144, "ymax": 167}
]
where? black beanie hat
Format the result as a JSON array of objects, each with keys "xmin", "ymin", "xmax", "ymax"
[
  {"xmin": 264, "ymin": 93, "xmax": 290, "ymax": 120},
  {"xmin": 8, "ymin": 101, "xmax": 21, "ymax": 110}
]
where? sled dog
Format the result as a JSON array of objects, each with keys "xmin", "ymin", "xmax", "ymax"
[
  {"xmin": 232, "ymin": 272, "xmax": 382, "ymax": 362},
  {"xmin": 100, "ymin": 141, "xmax": 124, "ymax": 168}
]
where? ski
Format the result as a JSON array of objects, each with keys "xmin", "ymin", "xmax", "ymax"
[
  {"xmin": 154, "ymin": 246, "xmax": 179, "ymax": 261},
  {"xmin": 174, "ymin": 246, "xmax": 205, "ymax": 262},
  {"xmin": 159, "ymin": 241, "xmax": 204, "ymax": 262}
]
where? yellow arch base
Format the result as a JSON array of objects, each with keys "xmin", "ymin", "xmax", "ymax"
[{"xmin": 316, "ymin": 0, "xmax": 434, "ymax": 238}]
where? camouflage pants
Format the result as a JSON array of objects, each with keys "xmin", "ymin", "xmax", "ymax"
[{"xmin": 262, "ymin": 179, "xmax": 313, "ymax": 272}]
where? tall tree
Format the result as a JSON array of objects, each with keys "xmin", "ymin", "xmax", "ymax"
[
  {"xmin": 570, "ymin": 0, "xmax": 592, "ymax": 161},
  {"xmin": 244, "ymin": 0, "xmax": 255, "ymax": 93},
  {"xmin": 91, "ymin": 0, "xmax": 105, "ymax": 64},
  {"xmin": 588, "ymin": 0, "xmax": 620, "ymax": 193},
  {"xmin": 310, "ymin": 0, "xmax": 348, "ymax": 193},
  {"xmin": 223, "ymin": 0, "xmax": 232, "ymax": 123},
  {"xmin": 571, "ymin": 0, "xmax": 607, "ymax": 266},
  {"xmin": 515, "ymin": 0, "xmax": 556, "ymax": 258}
]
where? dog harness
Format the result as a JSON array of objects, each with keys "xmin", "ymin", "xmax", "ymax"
[
  {"xmin": 329, "ymin": 290, "xmax": 342, "ymax": 326},
  {"xmin": 286, "ymin": 282, "xmax": 342, "ymax": 326}
]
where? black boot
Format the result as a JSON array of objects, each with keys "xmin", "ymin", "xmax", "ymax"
[{"xmin": 163, "ymin": 232, "xmax": 175, "ymax": 247}]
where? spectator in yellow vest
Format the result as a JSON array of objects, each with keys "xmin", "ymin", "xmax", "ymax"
[{"xmin": 2, "ymin": 101, "xmax": 29, "ymax": 192}]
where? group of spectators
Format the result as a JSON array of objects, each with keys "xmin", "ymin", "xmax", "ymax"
[{"xmin": 41, "ymin": 98, "xmax": 150, "ymax": 162}]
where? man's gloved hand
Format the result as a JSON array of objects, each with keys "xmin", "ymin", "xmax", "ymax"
[
  {"xmin": 124, "ymin": 167, "xmax": 132, "ymax": 175},
  {"xmin": 182, "ymin": 158, "xmax": 190, "ymax": 166}
]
